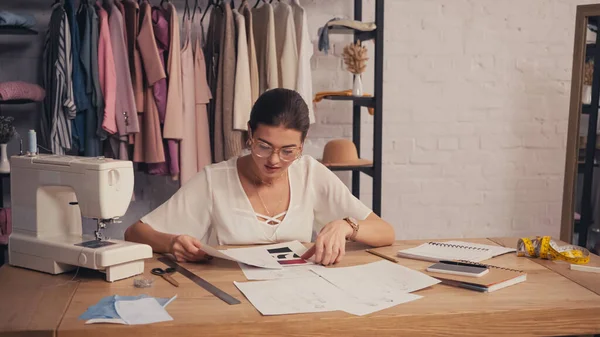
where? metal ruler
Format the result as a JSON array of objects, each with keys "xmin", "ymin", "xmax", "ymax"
[{"xmin": 158, "ymin": 256, "xmax": 241, "ymax": 305}]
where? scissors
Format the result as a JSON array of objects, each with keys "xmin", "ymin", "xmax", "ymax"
[{"xmin": 151, "ymin": 267, "xmax": 179, "ymax": 287}]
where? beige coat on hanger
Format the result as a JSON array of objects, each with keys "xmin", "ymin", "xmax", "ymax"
[
  {"xmin": 193, "ymin": 15, "xmax": 212, "ymax": 171},
  {"xmin": 179, "ymin": 17, "xmax": 198, "ymax": 186}
]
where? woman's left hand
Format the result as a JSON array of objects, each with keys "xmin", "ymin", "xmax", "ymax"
[{"xmin": 301, "ymin": 220, "xmax": 353, "ymax": 265}]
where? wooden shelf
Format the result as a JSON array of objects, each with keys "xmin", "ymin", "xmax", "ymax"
[
  {"xmin": 0, "ymin": 26, "xmax": 38, "ymax": 35},
  {"xmin": 0, "ymin": 99, "xmax": 37, "ymax": 105},
  {"xmin": 582, "ymin": 104, "xmax": 595, "ymax": 114},
  {"xmin": 328, "ymin": 26, "xmax": 376, "ymax": 41},
  {"xmin": 322, "ymin": 95, "xmax": 375, "ymax": 108},
  {"xmin": 328, "ymin": 165, "xmax": 374, "ymax": 177}
]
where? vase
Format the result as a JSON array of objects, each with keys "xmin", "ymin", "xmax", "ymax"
[
  {"xmin": 583, "ymin": 84, "xmax": 592, "ymax": 104},
  {"xmin": 0, "ymin": 144, "xmax": 9, "ymax": 174},
  {"xmin": 352, "ymin": 75, "xmax": 363, "ymax": 96}
]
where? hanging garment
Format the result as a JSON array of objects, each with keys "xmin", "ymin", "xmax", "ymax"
[
  {"xmin": 96, "ymin": 3, "xmax": 116, "ymax": 135},
  {"xmin": 107, "ymin": 3, "xmax": 139, "ymax": 160},
  {"xmin": 239, "ymin": 0, "xmax": 259, "ymax": 104},
  {"xmin": 232, "ymin": 9, "xmax": 252, "ymax": 131},
  {"xmin": 88, "ymin": 3, "xmax": 106, "ymax": 142},
  {"xmin": 251, "ymin": 3, "xmax": 278, "ymax": 92},
  {"xmin": 133, "ymin": 0, "xmax": 166, "ymax": 165},
  {"xmin": 78, "ymin": 0, "xmax": 104, "ymax": 157},
  {"xmin": 41, "ymin": 3, "xmax": 77, "ymax": 155},
  {"xmin": 123, "ymin": 0, "xmax": 144, "ymax": 114},
  {"xmin": 179, "ymin": 17, "xmax": 198, "ymax": 186},
  {"xmin": 205, "ymin": 7, "xmax": 223, "ymax": 162},
  {"xmin": 64, "ymin": 0, "xmax": 90, "ymax": 155},
  {"xmin": 162, "ymin": 3, "xmax": 184, "ymax": 180},
  {"xmin": 192, "ymin": 13, "xmax": 212, "ymax": 172},
  {"xmin": 272, "ymin": 2, "xmax": 298, "ymax": 90},
  {"xmin": 151, "ymin": 8, "xmax": 168, "ymax": 121},
  {"xmin": 145, "ymin": 6, "xmax": 170, "ymax": 176},
  {"xmin": 290, "ymin": 0, "xmax": 315, "ymax": 124},
  {"xmin": 216, "ymin": 4, "xmax": 244, "ymax": 161}
]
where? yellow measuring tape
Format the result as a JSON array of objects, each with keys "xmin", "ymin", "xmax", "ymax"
[{"xmin": 517, "ymin": 236, "xmax": 590, "ymax": 265}]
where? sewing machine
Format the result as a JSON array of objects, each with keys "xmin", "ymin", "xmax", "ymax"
[{"xmin": 8, "ymin": 154, "xmax": 152, "ymax": 282}]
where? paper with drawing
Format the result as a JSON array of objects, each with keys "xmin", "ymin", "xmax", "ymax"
[
  {"xmin": 235, "ymin": 260, "xmax": 439, "ymax": 316},
  {"xmin": 234, "ymin": 276, "xmax": 421, "ymax": 316},
  {"xmin": 235, "ymin": 241, "xmax": 321, "ymax": 280}
]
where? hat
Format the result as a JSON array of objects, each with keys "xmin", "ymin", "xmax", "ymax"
[{"xmin": 320, "ymin": 139, "xmax": 372, "ymax": 167}]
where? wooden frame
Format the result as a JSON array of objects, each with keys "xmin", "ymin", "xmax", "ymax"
[{"xmin": 561, "ymin": 4, "xmax": 600, "ymax": 243}]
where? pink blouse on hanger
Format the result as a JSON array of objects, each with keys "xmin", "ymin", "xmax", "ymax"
[{"xmin": 96, "ymin": 4, "xmax": 117, "ymax": 135}]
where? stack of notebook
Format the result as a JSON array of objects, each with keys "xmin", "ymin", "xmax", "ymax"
[
  {"xmin": 424, "ymin": 261, "xmax": 527, "ymax": 293},
  {"xmin": 397, "ymin": 241, "xmax": 525, "ymax": 292}
]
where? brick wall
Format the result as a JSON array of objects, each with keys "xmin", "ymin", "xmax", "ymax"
[{"xmin": 0, "ymin": 0, "xmax": 595, "ymax": 240}]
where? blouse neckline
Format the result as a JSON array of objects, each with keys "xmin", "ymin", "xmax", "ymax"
[{"xmin": 233, "ymin": 157, "xmax": 294, "ymax": 228}]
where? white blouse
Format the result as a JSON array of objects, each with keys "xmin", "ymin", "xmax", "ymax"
[{"xmin": 140, "ymin": 155, "xmax": 373, "ymax": 246}]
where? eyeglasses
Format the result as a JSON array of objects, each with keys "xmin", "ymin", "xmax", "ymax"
[{"xmin": 250, "ymin": 140, "xmax": 301, "ymax": 162}]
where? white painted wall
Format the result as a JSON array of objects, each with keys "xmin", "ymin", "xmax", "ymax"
[{"xmin": 0, "ymin": 0, "xmax": 595, "ymax": 241}]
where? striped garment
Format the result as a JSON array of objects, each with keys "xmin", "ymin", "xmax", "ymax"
[{"xmin": 41, "ymin": 3, "xmax": 77, "ymax": 155}]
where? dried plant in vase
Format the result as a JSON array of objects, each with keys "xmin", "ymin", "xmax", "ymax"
[
  {"xmin": 584, "ymin": 59, "xmax": 594, "ymax": 86},
  {"xmin": 342, "ymin": 40, "xmax": 369, "ymax": 96},
  {"xmin": 0, "ymin": 116, "xmax": 16, "ymax": 173}
]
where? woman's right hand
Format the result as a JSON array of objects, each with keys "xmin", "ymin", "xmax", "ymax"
[{"xmin": 169, "ymin": 235, "xmax": 210, "ymax": 262}]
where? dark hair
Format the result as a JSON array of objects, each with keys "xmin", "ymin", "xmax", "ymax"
[{"xmin": 248, "ymin": 88, "xmax": 310, "ymax": 141}]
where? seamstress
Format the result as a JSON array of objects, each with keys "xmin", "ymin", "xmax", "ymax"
[{"xmin": 124, "ymin": 88, "xmax": 395, "ymax": 265}]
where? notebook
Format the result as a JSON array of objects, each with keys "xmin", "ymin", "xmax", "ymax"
[
  {"xmin": 425, "ymin": 261, "xmax": 527, "ymax": 293},
  {"xmin": 396, "ymin": 241, "xmax": 516, "ymax": 263}
]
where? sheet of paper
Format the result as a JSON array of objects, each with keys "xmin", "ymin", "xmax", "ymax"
[
  {"xmin": 200, "ymin": 241, "xmax": 314, "ymax": 269},
  {"xmin": 235, "ymin": 275, "xmax": 423, "ymax": 316},
  {"xmin": 114, "ymin": 297, "xmax": 173, "ymax": 325},
  {"xmin": 342, "ymin": 293, "xmax": 422, "ymax": 316},
  {"xmin": 239, "ymin": 263, "xmax": 326, "ymax": 280},
  {"xmin": 235, "ymin": 241, "xmax": 322, "ymax": 280},
  {"xmin": 199, "ymin": 244, "xmax": 281, "ymax": 269},
  {"xmin": 234, "ymin": 277, "xmax": 345, "ymax": 315},
  {"xmin": 310, "ymin": 260, "xmax": 440, "ymax": 302}
]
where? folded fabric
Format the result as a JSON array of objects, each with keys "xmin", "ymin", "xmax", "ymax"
[
  {"xmin": 313, "ymin": 90, "xmax": 374, "ymax": 115},
  {"xmin": 0, "ymin": 11, "xmax": 36, "ymax": 28},
  {"xmin": 317, "ymin": 18, "xmax": 340, "ymax": 54},
  {"xmin": 79, "ymin": 294, "xmax": 175, "ymax": 320},
  {"xmin": 0, "ymin": 208, "xmax": 11, "ymax": 245},
  {"xmin": 318, "ymin": 18, "xmax": 376, "ymax": 54},
  {"xmin": 0, "ymin": 81, "xmax": 45, "ymax": 102},
  {"xmin": 327, "ymin": 19, "xmax": 376, "ymax": 31}
]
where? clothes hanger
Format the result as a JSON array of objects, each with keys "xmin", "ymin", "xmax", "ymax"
[
  {"xmin": 253, "ymin": 0, "xmax": 268, "ymax": 8},
  {"xmin": 191, "ymin": 0, "xmax": 201, "ymax": 21},
  {"xmin": 201, "ymin": 0, "xmax": 216, "ymax": 23},
  {"xmin": 183, "ymin": 0, "xmax": 191, "ymax": 20}
]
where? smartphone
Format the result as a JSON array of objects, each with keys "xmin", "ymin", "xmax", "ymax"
[{"xmin": 426, "ymin": 262, "xmax": 489, "ymax": 277}]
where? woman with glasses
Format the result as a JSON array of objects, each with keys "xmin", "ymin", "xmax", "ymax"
[{"xmin": 124, "ymin": 88, "xmax": 395, "ymax": 265}]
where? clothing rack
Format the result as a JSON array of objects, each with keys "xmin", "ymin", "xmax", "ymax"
[{"xmin": 325, "ymin": 0, "xmax": 383, "ymax": 216}]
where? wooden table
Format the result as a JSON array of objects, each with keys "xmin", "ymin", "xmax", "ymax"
[{"xmin": 2, "ymin": 237, "xmax": 600, "ymax": 337}]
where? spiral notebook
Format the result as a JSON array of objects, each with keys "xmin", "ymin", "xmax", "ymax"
[
  {"xmin": 425, "ymin": 260, "xmax": 526, "ymax": 293},
  {"xmin": 396, "ymin": 241, "xmax": 516, "ymax": 263}
]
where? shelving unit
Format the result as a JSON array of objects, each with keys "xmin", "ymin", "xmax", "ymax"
[
  {"xmin": 0, "ymin": 25, "xmax": 38, "ymax": 35},
  {"xmin": 577, "ymin": 16, "xmax": 600, "ymax": 248},
  {"xmin": 323, "ymin": 0, "xmax": 384, "ymax": 216},
  {"xmin": 0, "ymin": 26, "xmax": 38, "ymax": 265}
]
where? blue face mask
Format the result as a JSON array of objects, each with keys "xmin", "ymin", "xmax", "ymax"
[{"xmin": 79, "ymin": 295, "xmax": 174, "ymax": 320}]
